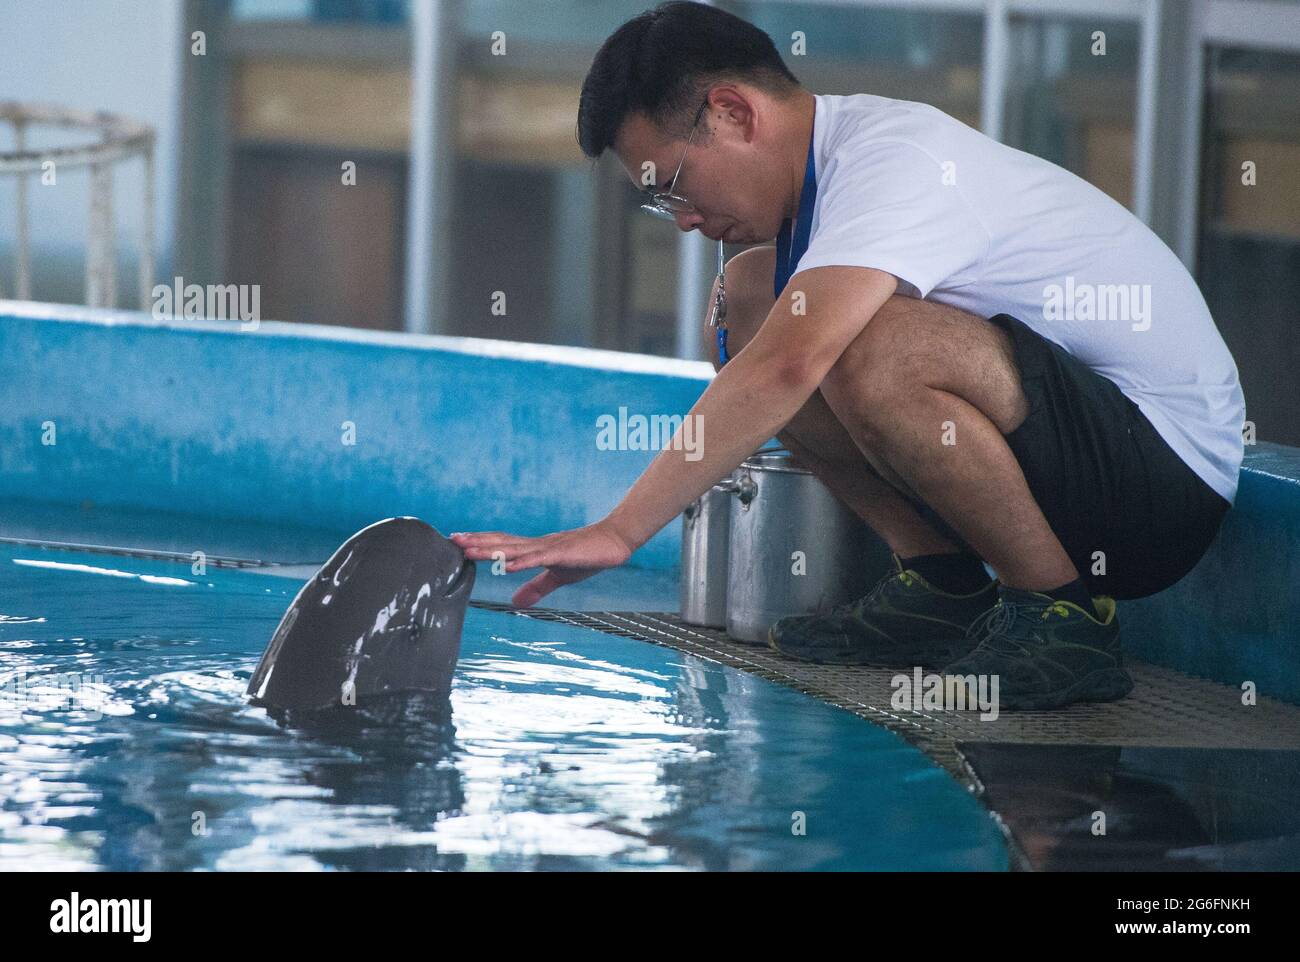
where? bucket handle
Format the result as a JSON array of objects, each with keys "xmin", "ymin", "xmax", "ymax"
[
  {"xmin": 717, "ymin": 474, "xmax": 758, "ymax": 506},
  {"xmin": 693, "ymin": 446, "xmax": 784, "ymax": 514},
  {"xmin": 720, "ymin": 444, "xmax": 788, "ymax": 506}
]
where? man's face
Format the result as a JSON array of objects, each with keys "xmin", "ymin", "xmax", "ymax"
[{"xmin": 612, "ymin": 87, "xmax": 788, "ymax": 246}]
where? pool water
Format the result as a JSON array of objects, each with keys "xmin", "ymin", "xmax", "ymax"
[{"xmin": 0, "ymin": 542, "xmax": 1007, "ymax": 871}]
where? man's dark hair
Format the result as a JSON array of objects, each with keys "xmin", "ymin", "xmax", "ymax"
[{"xmin": 577, "ymin": 1, "xmax": 801, "ymax": 158}]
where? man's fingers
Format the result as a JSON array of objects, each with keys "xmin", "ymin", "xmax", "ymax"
[
  {"xmin": 449, "ymin": 531, "xmax": 502, "ymax": 544},
  {"xmin": 453, "ymin": 532, "xmax": 541, "ymax": 561},
  {"xmin": 452, "ymin": 530, "xmax": 517, "ymax": 546},
  {"xmin": 461, "ymin": 543, "xmax": 533, "ymax": 562},
  {"xmin": 450, "ymin": 531, "xmax": 534, "ymax": 549},
  {"xmin": 506, "ymin": 549, "xmax": 553, "ymax": 572},
  {"xmin": 512, "ymin": 570, "xmax": 564, "ymax": 608}
]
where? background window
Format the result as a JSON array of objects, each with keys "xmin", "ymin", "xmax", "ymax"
[{"xmin": 1198, "ymin": 46, "xmax": 1300, "ymax": 446}]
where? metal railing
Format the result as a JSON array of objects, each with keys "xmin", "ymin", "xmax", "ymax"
[{"xmin": 0, "ymin": 101, "xmax": 156, "ymax": 308}]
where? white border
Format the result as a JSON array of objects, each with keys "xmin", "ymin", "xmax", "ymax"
[{"xmin": 0, "ymin": 299, "xmax": 716, "ymax": 379}]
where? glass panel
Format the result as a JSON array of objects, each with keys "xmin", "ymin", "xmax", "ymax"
[
  {"xmin": 737, "ymin": 1, "xmax": 984, "ymax": 128},
  {"xmin": 1198, "ymin": 47, "xmax": 1300, "ymax": 446},
  {"xmin": 446, "ymin": 1, "xmax": 653, "ymax": 349},
  {"xmin": 461, "ymin": 0, "xmax": 650, "ymax": 44},
  {"xmin": 218, "ymin": 3, "xmax": 413, "ymax": 330},
  {"xmin": 623, "ymin": 207, "xmax": 683, "ymax": 357},
  {"xmin": 1003, "ymin": 16, "xmax": 1139, "ymax": 209},
  {"xmin": 230, "ymin": 0, "xmax": 408, "ymax": 23}
]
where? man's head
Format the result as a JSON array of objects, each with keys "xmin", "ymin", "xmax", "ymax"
[{"xmin": 577, "ymin": 1, "xmax": 807, "ymax": 245}]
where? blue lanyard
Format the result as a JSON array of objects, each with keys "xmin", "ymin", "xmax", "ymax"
[{"xmin": 774, "ymin": 129, "xmax": 818, "ymax": 300}]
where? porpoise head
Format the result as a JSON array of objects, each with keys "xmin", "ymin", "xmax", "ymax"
[{"xmin": 247, "ymin": 517, "xmax": 475, "ymax": 713}]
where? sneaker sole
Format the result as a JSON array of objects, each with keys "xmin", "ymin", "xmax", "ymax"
[
  {"xmin": 995, "ymin": 666, "xmax": 1135, "ymax": 711},
  {"xmin": 767, "ymin": 628, "xmax": 975, "ymax": 668}
]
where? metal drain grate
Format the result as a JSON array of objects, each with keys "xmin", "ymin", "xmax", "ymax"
[{"xmin": 470, "ymin": 601, "xmax": 1300, "ymax": 780}]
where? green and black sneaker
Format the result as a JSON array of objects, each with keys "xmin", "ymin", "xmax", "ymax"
[
  {"xmin": 767, "ymin": 555, "xmax": 997, "ymax": 666},
  {"xmin": 941, "ymin": 586, "xmax": 1132, "ymax": 711}
]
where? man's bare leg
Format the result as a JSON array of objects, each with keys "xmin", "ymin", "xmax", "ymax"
[
  {"xmin": 816, "ymin": 293, "xmax": 1078, "ymax": 592},
  {"xmin": 712, "ymin": 248, "xmax": 959, "ymax": 559},
  {"xmin": 716, "ymin": 247, "xmax": 1078, "ymax": 592}
]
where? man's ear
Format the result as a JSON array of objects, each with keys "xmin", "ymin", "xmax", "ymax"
[{"xmin": 708, "ymin": 85, "xmax": 758, "ymax": 143}]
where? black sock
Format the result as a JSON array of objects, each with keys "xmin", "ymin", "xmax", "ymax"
[
  {"xmin": 900, "ymin": 552, "xmax": 993, "ymax": 594},
  {"xmin": 1044, "ymin": 578, "xmax": 1096, "ymax": 617}
]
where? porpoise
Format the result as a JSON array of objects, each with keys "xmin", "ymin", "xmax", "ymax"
[{"xmin": 247, "ymin": 517, "xmax": 475, "ymax": 714}]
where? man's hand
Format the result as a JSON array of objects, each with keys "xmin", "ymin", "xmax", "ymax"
[{"xmin": 449, "ymin": 521, "xmax": 633, "ymax": 608}]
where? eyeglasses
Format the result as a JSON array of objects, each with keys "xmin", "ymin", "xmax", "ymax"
[{"xmin": 639, "ymin": 99, "xmax": 709, "ymax": 220}]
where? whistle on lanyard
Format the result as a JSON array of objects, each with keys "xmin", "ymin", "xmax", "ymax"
[{"xmin": 708, "ymin": 240, "xmax": 729, "ymax": 364}]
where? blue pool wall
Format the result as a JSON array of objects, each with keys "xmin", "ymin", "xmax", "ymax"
[
  {"xmin": 0, "ymin": 301, "xmax": 710, "ymax": 569},
  {"xmin": 2, "ymin": 299, "xmax": 1298, "ymax": 703},
  {"xmin": 1119, "ymin": 443, "xmax": 1300, "ymax": 705}
]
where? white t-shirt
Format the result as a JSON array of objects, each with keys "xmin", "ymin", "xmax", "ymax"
[{"xmin": 796, "ymin": 93, "xmax": 1245, "ymax": 503}]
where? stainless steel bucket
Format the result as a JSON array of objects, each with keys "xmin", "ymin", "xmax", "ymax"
[
  {"xmin": 724, "ymin": 450, "xmax": 880, "ymax": 643},
  {"xmin": 679, "ymin": 482, "xmax": 735, "ymax": 627}
]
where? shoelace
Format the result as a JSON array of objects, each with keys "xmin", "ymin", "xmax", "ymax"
[
  {"xmin": 967, "ymin": 598, "xmax": 1074, "ymax": 654},
  {"xmin": 826, "ymin": 569, "xmax": 914, "ymax": 619}
]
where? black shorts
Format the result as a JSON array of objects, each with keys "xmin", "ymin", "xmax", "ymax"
[{"xmin": 988, "ymin": 313, "xmax": 1230, "ymax": 600}]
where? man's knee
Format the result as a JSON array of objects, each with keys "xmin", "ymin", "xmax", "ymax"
[
  {"xmin": 822, "ymin": 294, "xmax": 1025, "ymax": 434},
  {"xmin": 821, "ymin": 296, "xmax": 984, "ymax": 434},
  {"xmin": 724, "ymin": 246, "xmax": 777, "ymax": 308}
]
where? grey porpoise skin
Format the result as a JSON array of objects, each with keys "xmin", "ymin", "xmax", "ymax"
[{"xmin": 247, "ymin": 517, "xmax": 476, "ymax": 713}]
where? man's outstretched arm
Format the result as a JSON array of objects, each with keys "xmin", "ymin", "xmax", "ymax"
[{"xmin": 451, "ymin": 265, "xmax": 897, "ymax": 606}]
